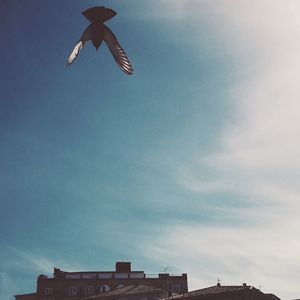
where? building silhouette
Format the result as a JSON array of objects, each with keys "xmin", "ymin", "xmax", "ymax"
[{"xmin": 15, "ymin": 262, "xmax": 187, "ymax": 300}]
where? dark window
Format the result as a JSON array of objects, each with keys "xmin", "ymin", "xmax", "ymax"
[
  {"xmin": 44, "ymin": 288, "xmax": 53, "ymax": 295},
  {"xmin": 68, "ymin": 286, "xmax": 77, "ymax": 296},
  {"xmin": 171, "ymin": 284, "xmax": 181, "ymax": 291},
  {"xmin": 84, "ymin": 286, "xmax": 94, "ymax": 295}
]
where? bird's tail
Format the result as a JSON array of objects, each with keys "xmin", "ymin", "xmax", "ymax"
[{"xmin": 82, "ymin": 6, "xmax": 117, "ymax": 23}]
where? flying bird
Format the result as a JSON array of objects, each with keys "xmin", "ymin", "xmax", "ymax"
[{"xmin": 66, "ymin": 6, "xmax": 133, "ymax": 75}]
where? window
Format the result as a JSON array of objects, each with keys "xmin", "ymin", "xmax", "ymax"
[
  {"xmin": 66, "ymin": 273, "xmax": 81, "ymax": 279},
  {"xmin": 171, "ymin": 284, "xmax": 181, "ymax": 291},
  {"xmin": 82, "ymin": 273, "xmax": 97, "ymax": 279},
  {"xmin": 84, "ymin": 286, "xmax": 94, "ymax": 296},
  {"xmin": 98, "ymin": 273, "xmax": 113, "ymax": 279},
  {"xmin": 68, "ymin": 286, "xmax": 77, "ymax": 296},
  {"xmin": 100, "ymin": 285, "xmax": 111, "ymax": 293},
  {"xmin": 44, "ymin": 288, "xmax": 53, "ymax": 295}
]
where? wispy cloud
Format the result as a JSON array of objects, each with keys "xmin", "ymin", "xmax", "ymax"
[
  {"xmin": 0, "ymin": 272, "xmax": 17, "ymax": 300},
  {"xmin": 8, "ymin": 247, "xmax": 57, "ymax": 274},
  {"xmin": 0, "ymin": 246, "xmax": 85, "ymax": 298},
  {"xmin": 143, "ymin": 223, "xmax": 300, "ymax": 299},
  {"xmin": 177, "ymin": 0, "xmax": 300, "ymax": 210},
  {"xmin": 142, "ymin": 1, "xmax": 300, "ymax": 299},
  {"xmin": 7, "ymin": 246, "xmax": 83, "ymax": 274}
]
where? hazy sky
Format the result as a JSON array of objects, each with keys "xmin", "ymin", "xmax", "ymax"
[{"xmin": 1, "ymin": 1, "xmax": 300, "ymax": 299}]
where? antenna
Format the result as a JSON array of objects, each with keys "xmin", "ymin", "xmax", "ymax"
[{"xmin": 162, "ymin": 266, "xmax": 169, "ymax": 273}]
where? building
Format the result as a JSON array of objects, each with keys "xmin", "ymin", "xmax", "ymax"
[
  {"xmin": 84, "ymin": 284, "xmax": 168, "ymax": 300},
  {"xmin": 15, "ymin": 262, "xmax": 188, "ymax": 300},
  {"xmin": 14, "ymin": 263, "xmax": 281, "ymax": 300},
  {"xmin": 162, "ymin": 283, "xmax": 280, "ymax": 300}
]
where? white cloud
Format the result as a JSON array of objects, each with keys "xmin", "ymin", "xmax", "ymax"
[
  {"xmin": 143, "ymin": 223, "xmax": 300, "ymax": 299},
  {"xmin": 143, "ymin": 1, "xmax": 300, "ymax": 299},
  {"xmin": 183, "ymin": 0, "xmax": 300, "ymax": 208}
]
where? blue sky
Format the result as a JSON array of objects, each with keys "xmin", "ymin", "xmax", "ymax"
[{"xmin": 1, "ymin": 1, "xmax": 300, "ymax": 299}]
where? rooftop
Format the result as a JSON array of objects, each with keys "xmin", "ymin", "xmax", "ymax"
[
  {"xmin": 84, "ymin": 285, "xmax": 167, "ymax": 299},
  {"xmin": 38, "ymin": 262, "xmax": 186, "ymax": 280},
  {"xmin": 164, "ymin": 283, "xmax": 254, "ymax": 299}
]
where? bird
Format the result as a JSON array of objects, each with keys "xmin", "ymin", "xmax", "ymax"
[{"xmin": 66, "ymin": 6, "xmax": 133, "ymax": 75}]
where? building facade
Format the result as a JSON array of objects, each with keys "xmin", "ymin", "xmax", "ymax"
[
  {"xmin": 162, "ymin": 283, "xmax": 280, "ymax": 300},
  {"xmin": 15, "ymin": 262, "xmax": 188, "ymax": 300}
]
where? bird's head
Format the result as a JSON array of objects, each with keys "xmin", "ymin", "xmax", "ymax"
[{"xmin": 82, "ymin": 6, "xmax": 117, "ymax": 24}]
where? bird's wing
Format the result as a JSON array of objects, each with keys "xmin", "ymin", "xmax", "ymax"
[
  {"xmin": 66, "ymin": 41, "xmax": 83, "ymax": 66},
  {"xmin": 102, "ymin": 25, "xmax": 133, "ymax": 75},
  {"xmin": 66, "ymin": 27, "xmax": 91, "ymax": 67}
]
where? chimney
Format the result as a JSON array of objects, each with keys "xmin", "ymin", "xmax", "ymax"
[
  {"xmin": 115, "ymin": 262, "xmax": 131, "ymax": 273},
  {"xmin": 37, "ymin": 274, "xmax": 47, "ymax": 282},
  {"xmin": 243, "ymin": 283, "xmax": 247, "ymax": 287},
  {"xmin": 217, "ymin": 282, "xmax": 221, "ymax": 287},
  {"xmin": 53, "ymin": 267, "xmax": 65, "ymax": 279},
  {"xmin": 54, "ymin": 267, "xmax": 61, "ymax": 276}
]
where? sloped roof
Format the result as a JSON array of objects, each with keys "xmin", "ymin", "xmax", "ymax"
[
  {"xmin": 84, "ymin": 285, "xmax": 135, "ymax": 299},
  {"xmin": 265, "ymin": 294, "xmax": 281, "ymax": 300},
  {"xmin": 125, "ymin": 285, "xmax": 167, "ymax": 295},
  {"xmin": 84, "ymin": 285, "xmax": 167, "ymax": 300},
  {"xmin": 164, "ymin": 284, "xmax": 253, "ymax": 299}
]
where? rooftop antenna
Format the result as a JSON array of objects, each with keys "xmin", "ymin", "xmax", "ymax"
[{"xmin": 162, "ymin": 266, "xmax": 169, "ymax": 273}]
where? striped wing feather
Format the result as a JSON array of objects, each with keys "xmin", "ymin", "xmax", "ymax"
[
  {"xmin": 66, "ymin": 27, "xmax": 91, "ymax": 67},
  {"xmin": 102, "ymin": 25, "xmax": 133, "ymax": 75}
]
